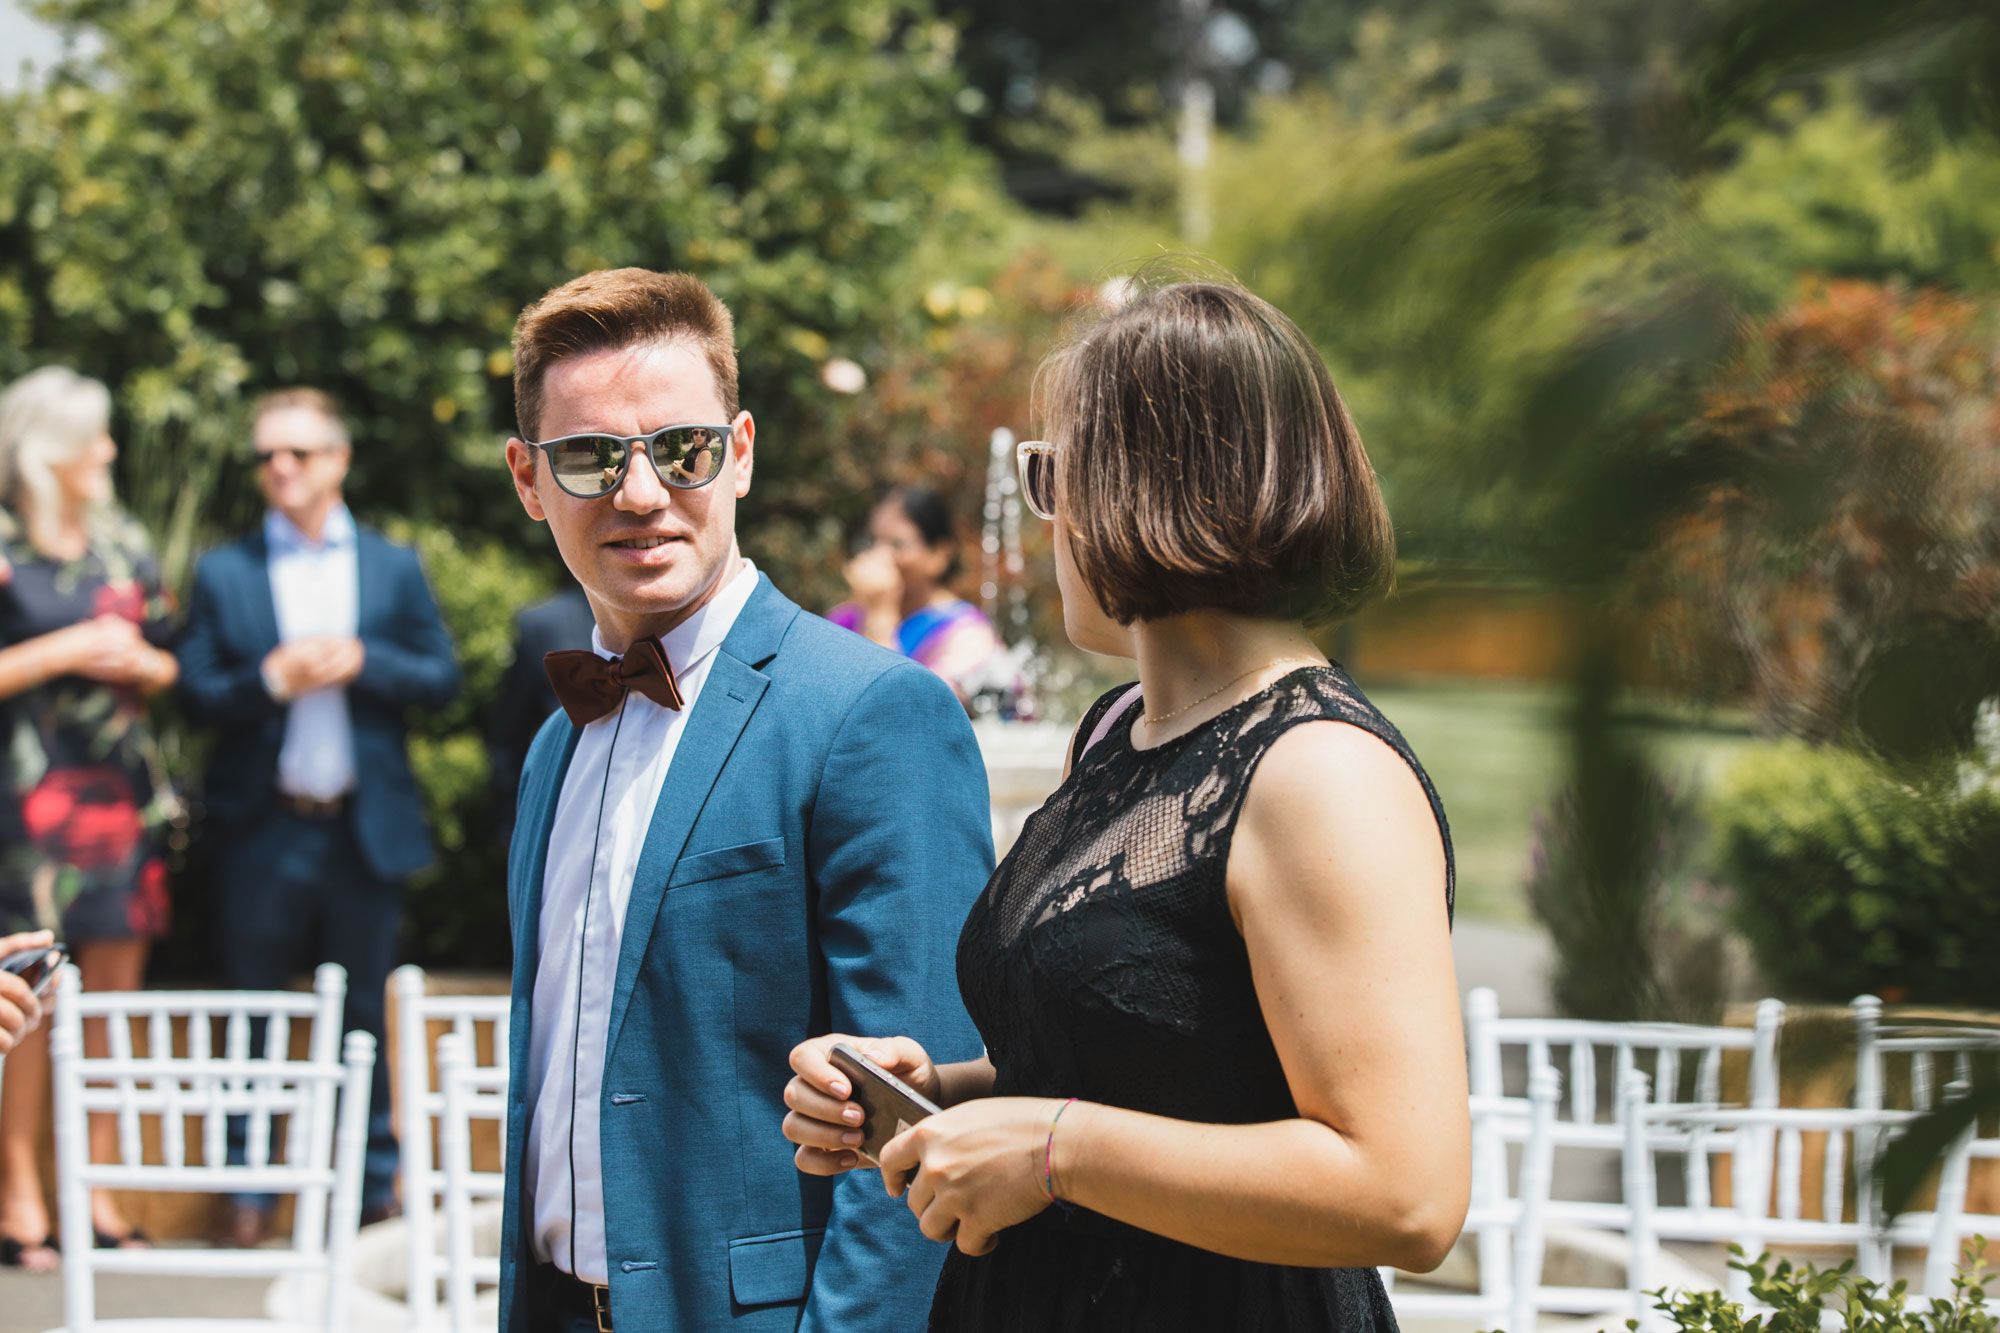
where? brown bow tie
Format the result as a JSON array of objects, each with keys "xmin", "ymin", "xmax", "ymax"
[{"xmin": 544, "ymin": 637, "xmax": 685, "ymax": 726}]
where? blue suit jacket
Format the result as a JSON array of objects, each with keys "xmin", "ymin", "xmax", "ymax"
[
  {"xmin": 499, "ymin": 575, "xmax": 992, "ymax": 1332},
  {"xmin": 175, "ymin": 523, "xmax": 461, "ymax": 881}
]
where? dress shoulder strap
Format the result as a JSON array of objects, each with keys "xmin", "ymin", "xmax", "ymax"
[{"xmin": 1070, "ymin": 682, "xmax": 1143, "ymax": 769}]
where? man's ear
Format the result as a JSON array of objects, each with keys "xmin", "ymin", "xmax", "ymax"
[
  {"xmin": 730, "ymin": 411, "xmax": 755, "ymax": 499},
  {"xmin": 506, "ymin": 439, "xmax": 547, "ymax": 522}
]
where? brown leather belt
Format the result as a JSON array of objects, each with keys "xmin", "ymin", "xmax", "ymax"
[
  {"xmin": 538, "ymin": 1264, "xmax": 613, "ymax": 1331},
  {"xmin": 275, "ymin": 792, "xmax": 347, "ymax": 820}
]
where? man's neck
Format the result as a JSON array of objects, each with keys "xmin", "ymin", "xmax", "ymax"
[{"xmin": 276, "ymin": 496, "xmax": 340, "ymax": 543}]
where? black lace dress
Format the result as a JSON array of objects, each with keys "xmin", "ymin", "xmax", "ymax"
[{"xmin": 932, "ymin": 666, "xmax": 1454, "ymax": 1333}]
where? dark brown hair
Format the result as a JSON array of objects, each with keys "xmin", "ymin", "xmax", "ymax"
[
  {"xmin": 250, "ymin": 387, "xmax": 348, "ymax": 444},
  {"xmin": 1040, "ymin": 269, "xmax": 1394, "ymax": 625},
  {"xmin": 511, "ymin": 268, "xmax": 738, "ymax": 441}
]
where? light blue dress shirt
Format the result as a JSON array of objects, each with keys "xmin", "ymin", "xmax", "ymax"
[{"xmin": 264, "ymin": 504, "xmax": 360, "ymax": 799}]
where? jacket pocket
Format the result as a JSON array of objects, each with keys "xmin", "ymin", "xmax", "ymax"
[
  {"xmin": 668, "ymin": 837, "xmax": 787, "ymax": 889},
  {"xmin": 727, "ymin": 1227, "xmax": 824, "ymax": 1308}
]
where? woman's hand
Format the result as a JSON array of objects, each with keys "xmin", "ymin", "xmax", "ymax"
[
  {"xmin": 782, "ymin": 1034, "xmax": 941, "ymax": 1175},
  {"xmin": 48, "ymin": 615, "xmax": 149, "ymax": 685},
  {"xmin": 0, "ymin": 929, "xmax": 55, "ymax": 1056},
  {"xmin": 878, "ymin": 1096, "xmax": 1066, "ymax": 1256},
  {"xmin": 842, "ymin": 546, "xmax": 901, "ymax": 612}
]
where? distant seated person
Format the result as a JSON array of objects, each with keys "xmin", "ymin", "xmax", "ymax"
[{"xmin": 831, "ymin": 485, "xmax": 1026, "ymax": 715}]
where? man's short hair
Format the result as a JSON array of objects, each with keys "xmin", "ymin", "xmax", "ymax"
[
  {"xmin": 1039, "ymin": 272, "xmax": 1395, "ymax": 626},
  {"xmin": 249, "ymin": 387, "xmax": 350, "ymax": 445},
  {"xmin": 511, "ymin": 268, "xmax": 739, "ymax": 443}
]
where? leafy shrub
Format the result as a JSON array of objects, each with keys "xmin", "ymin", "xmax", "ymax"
[
  {"xmin": 1640, "ymin": 1245, "xmax": 1996, "ymax": 1333},
  {"xmin": 1715, "ymin": 743, "xmax": 2000, "ymax": 1006}
]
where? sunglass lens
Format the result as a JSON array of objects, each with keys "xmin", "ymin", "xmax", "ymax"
[
  {"xmin": 653, "ymin": 426, "xmax": 726, "ymax": 487},
  {"xmin": 547, "ymin": 436, "xmax": 625, "ymax": 496},
  {"xmin": 1020, "ymin": 450, "xmax": 1056, "ymax": 519}
]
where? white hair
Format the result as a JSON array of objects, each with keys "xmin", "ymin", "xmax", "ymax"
[{"xmin": 0, "ymin": 366, "xmax": 115, "ymax": 556}]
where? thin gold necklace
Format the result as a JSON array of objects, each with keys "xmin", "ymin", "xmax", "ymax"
[{"xmin": 1141, "ymin": 656, "xmax": 1322, "ymax": 726}]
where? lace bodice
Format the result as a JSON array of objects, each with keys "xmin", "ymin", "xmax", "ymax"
[{"xmin": 931, "ymin": 665, "xmax": 1452, "ymax": 1332}]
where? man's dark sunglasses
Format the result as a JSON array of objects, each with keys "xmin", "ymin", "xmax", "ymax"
[
  {"xmin": 254, "ymin": 445, "xmax": 342, "ymax": 467},
  {"xmin": 529, "ymin": 423, "xmax": 733, "ymax": 499}
]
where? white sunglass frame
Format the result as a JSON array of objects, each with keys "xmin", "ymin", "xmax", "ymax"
[{"xmin": 1016, "ymin": 439, "xmax": 1058, "ymax": 520}]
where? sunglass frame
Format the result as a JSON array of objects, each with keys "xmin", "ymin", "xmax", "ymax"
[{"xmin": 531, "ymin": 423, "xmax": 735, "ymax": 499}]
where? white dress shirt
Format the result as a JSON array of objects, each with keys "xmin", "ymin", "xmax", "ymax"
[
  {"xmin": 264, "ymin": 504, "xmax": 360, "ymax": 800},
  {"xmin": 526, "ymin": 558, "xmax": 761, "ymax": 1283}
]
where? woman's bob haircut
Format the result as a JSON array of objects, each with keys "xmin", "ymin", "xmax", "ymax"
[{"xmin": 1038, "ymin": 267, "xmax": 1394, "ymax": 627}]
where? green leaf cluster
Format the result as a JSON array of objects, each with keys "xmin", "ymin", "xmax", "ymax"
[
  {"xmin": 1714, "ymin": 743, "xmax": 2000, "ymax": 1006},
  {"xmin": 1637, "ymin": 1244, "xmax": 1998, "ymax": 1333}
]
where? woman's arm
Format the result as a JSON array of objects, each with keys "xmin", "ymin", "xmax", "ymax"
[{"xmin": 880, "ymin": 720, "xmax": 1469, "ymax": 1268}]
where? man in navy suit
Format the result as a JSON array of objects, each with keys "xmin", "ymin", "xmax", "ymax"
[
  {"xmin": 497, "ymin": 269, "xmax": 991, "ymax": 1331},
  {"xmin": 177, "ymin": 388, "xmax": 460, "ymax": 1244}
]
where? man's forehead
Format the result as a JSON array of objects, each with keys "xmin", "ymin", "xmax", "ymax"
[
  {"xmin": 540, "ymin": 339, "xmax": 726, "ymax": 427},
  {"xmin": 254, "ymin": 406, "xmax": 346, "ymax": 448}
]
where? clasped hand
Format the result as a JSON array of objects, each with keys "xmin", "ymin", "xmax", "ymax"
[
  {"xmin": 783, "ymin": 1033, "xmax": 1064, "ymax": 1256},
  {"xmin": 263, "ymin": 636, "xmax": 364, "ymax": 697}
]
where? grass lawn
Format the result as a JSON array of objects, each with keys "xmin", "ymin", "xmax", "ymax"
[{"xmin": 1362, "ymin": 678, "xmax": 1759, "ymax": 925}]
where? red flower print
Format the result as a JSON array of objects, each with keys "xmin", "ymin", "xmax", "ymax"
[
  {"xmin": 21, "ymin": 767, "xmax": 144, "ymax": 871},
  {"xmin": 93, "ymin": 581, "xmax": 146, "ymax": 625},
  {"xmin": 127, "ymin": 859, "xmax": 171, "ymax": 936}
]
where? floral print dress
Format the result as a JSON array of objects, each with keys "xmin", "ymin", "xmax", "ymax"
[{"xmin": 0, "ymin": 508, "xmax": 177, "ymax": 941}]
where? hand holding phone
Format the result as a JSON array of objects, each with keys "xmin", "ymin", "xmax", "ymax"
[
  {"xmin": 1, "ymin": 943, "xmax": 67, "ymax": 999},
  {"xmin": 828, "ymin": 1042, "xmax": 943, "ymax": 1166}
]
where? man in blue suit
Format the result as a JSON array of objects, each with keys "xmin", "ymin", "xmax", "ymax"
[
  {"xmin": 177, "ymin": 388, "xmax": 460, "ymax": 1244},
  {"xmin": 498, "ymin": 268, "xmax": 991, "ymax": 1332}
]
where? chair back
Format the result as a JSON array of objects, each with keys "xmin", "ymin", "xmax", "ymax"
[
  {"xmin": 392, "ymin": 965, "xmax": 511, "ymax": 1329},
  {"xmin": 437, "ymin": 1032, "xmax": 511, "ymax": 1333},
  {"xmin": 47, "ymin": 962, "xmax": 374, "ymax": 1333}
]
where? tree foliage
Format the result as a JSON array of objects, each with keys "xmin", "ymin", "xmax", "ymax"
[{"xmin": 0, "ymin": 0, "xmax": 999, "ymax": 587}]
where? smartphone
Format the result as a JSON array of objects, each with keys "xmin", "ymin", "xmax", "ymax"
[
  {"xmin": 0, "ymin": 945, "xmax": 67, "ymax": 999},
  {"xmin": 828, "ymin": 1042, "xmax": 942, "ymax": 1167}
]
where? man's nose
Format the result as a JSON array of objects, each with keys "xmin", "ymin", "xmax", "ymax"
[{"xmin": 612, "ymin": 440, "xmax": 671, "ymax": 513}]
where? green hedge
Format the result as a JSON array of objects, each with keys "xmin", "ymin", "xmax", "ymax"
[{"xmin": 1714, "ymin": 742, "xmax": 2000, "ymax": 1006}]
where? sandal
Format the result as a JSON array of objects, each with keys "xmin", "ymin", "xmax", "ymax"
[
  {"xmin": 0, "ymin": 1233, "xmax": 59, "ymax": 1270},
  {"xmin": 93, "ymin": 1226, "xmax": 150, "ymax": 1250}
]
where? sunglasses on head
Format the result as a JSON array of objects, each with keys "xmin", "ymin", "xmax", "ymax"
[
  {"xmin": 1016, "ymin": 439, "xmax": 1057, "ymax": 521},
  {"xmin": 529, "ymin": 423, "xmax": 733, "ymax": 500}
]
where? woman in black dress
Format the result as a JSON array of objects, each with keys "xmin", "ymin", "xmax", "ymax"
[
  {"xmin": 0, "ymin": 366, "xmax": 180, "ymax": 1267},
  {"xmin": 783, "ymin": 274, "xmax": 1470, "ymax": 1330}
]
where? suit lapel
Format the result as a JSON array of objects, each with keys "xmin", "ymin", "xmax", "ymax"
[
  {"xmin": 353, "ymin": 527, "xmax": 387, "ymax": 635},
  {"xmin": 243, "ymin": 531, "xmax": 282, "ymax": 650},
  {"xmin": 602, "ymin": 650, "xmax": 770, "ymax": 1058},
  {"xmin": 510, "ymin": 723, "xmax": 581, "ymax": 988}
]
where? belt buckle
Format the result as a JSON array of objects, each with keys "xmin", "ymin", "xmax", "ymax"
[{"xmin": 592, "ymin": 1284, "xmax": 612, "ymax": 1332}]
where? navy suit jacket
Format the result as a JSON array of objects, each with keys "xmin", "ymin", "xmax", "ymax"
[
  {"xmin": 175, "ymin": 523, "xmax": 461, "ymax": 881},
  {"xmin": 499, "ymin": 575, "xmax": 991, "ymax": 1332}
]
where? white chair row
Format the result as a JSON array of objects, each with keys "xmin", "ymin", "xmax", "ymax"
[
  {"xmin": 41, "ymin": 962, "xmax": 374, "ymax": 1333},
  {"xmin": 1418, "ymin": 988, "xmax": 2000, "ymax": 1331}
]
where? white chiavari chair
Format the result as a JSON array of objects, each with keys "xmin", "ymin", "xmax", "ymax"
[
  {"xmin": 1383, "ymin": 1064, "xmax": 1562, "ymax": 1332},
  {"xmin": 1851, "ymin": 995, "xmax": 2000, "ymax": 1290},
  {"xmin": 1463, "ymin": 988, "xmax": 1786, "ymax": 1321},
  {"xmin": 435, "ymin": 1032, "xmax": 509, "ymax": 1333},
  {"xmin": 43, "ymin": 962, "xmax": 373, "ymax": 1333},
  {"xmin": 1620, "ymin": 1069, "xmax": 1947, "ymax": 1330},
  {"xmin": 392, "ymin": 965, "xmax": 510, "ymax": 1330}
]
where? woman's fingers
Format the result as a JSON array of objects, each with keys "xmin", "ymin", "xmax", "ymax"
[
  {"xmin": 953, "ymin": 1219, "xmax": 998, "ymax": 1257},
  {"xmin": 791, "ymin": 1144, "xmax": 861, "ymax": 1176},
  {"xmin": 781, "ymin": 1107, "xmax": 865, "ymax": 1154},
  {"xmin": 788, "ymin": 1035, "xmax": 857, "ymax": 1099}
]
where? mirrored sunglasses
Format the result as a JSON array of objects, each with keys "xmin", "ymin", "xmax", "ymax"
[{"xmin": 531, "ymin": 423, "xmax": 732, "ymax": 499}]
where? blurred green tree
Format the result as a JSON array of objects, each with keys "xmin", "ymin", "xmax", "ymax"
[{"xmin": 0, "ymin": 0, "xmax": 999, "ymax": 588}]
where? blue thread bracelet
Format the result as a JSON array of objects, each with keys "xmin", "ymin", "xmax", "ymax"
[{"xmin": 1042, "ymin": 1097, "xmax": 1079, "ymax": 1217}]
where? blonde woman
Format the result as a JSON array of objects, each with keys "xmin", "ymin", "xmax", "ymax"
[{"xmin": 0, "ymin": 366, "xmax": 178, "ymax": 1268}]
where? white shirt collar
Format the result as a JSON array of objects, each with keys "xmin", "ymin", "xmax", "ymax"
[
  {"xmin": 264, "ymin": 502, "xmax": 355, "ymax": 554},
  {"xmin": 588, "ymin": 556, "xmax": 760, "ymax": 677}
]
